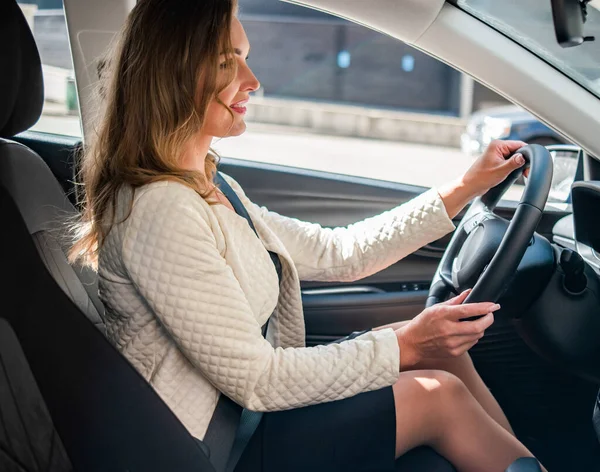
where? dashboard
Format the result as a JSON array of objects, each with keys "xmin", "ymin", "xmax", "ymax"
[
  {"xmin": 553, "ymin": 182, "xmax": 600, "ymax": 274},
  {"xmin": 553, "ymin": 214, "xmax": 576, "ymax": 251}
]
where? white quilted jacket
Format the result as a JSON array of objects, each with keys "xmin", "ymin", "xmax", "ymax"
[{"xmin": 98, "ymin": 174, "xmax": 455, "ymax": 439}]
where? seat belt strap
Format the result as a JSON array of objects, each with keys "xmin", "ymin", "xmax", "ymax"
[
  {"xmin": 203, "ymin": 394, "xmax": 243, "ymax": 472},
  {"xmin": 204, "ymin": 172, "xmax": 282, "ymax": 472},
  {"xmin": 214, "ymin": 173, "xmax": 282, "ymax": 284}
]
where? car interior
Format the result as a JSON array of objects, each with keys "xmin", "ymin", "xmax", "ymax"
[{"xmin": 3, "ymin": 0, "xmax": 600, "ymax": 471}]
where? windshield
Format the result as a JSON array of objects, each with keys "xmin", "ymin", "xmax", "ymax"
[{"xmin": 453, "ymin": 0, "xmax": 600, "ymax": 98}]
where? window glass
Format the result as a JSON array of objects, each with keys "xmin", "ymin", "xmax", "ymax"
[
  {"xmin": 18, "ymin": 1, "xmax": 82, "ymax": 137},
  {"xmin": 214, "ymin": 0, "xmax": 538, "ymax": 201},
  {"xmin": 454, "ymin": 0, "xmax": 600, "ymax": 100},
  {"xmin": 20, "ymin": 0, "xmax": 573, "ymax": 202}
]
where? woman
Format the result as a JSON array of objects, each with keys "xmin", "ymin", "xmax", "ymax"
[{"xmin": 70, "ymin": 0, "xmax": 545, "ymax": 471}]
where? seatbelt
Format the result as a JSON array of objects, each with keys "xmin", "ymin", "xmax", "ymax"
[
  {"xmin": 213, "ymin": 172, "xmax": 283, "ymax": 289},
  {"xmin": 204, "ymin": 172, "xmax": 282, "ymax": 472}
]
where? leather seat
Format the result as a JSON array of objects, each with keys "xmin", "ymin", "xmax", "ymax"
[
  {"xmin": 0, "ymin": 2, "xmax": 214, "ymax": 470},
  {"xmin": 0, "ymin": 1, "xmax": 103, "ymax": 330},
  {"xmin": 0, "ymin": 138, "xmax": 106, "ymax": 330}
]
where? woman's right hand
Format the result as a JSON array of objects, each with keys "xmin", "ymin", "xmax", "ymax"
[{"xmin": 395, "ymin": 290, "xmax": 500, "ymax": 370}]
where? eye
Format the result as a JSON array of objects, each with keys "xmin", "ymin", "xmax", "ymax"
[{"xmin": 219, "ymin": 59, "xmax": 235, "ymax": 70}]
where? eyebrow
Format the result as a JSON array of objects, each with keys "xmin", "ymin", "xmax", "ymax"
[{"xmin": 220, "ymin": 48, "xmax": 249, "ymax": 56}]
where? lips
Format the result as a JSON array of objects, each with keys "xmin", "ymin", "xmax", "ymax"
[{"xmin": 230, "ymin": 99, "xmax": 248, "ymax": 115}]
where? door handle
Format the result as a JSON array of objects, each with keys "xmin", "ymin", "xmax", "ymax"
[{"xmin": 302, "ymin": 286, "xmax": 385, "ymax": 296}]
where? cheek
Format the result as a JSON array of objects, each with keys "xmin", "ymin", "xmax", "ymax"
[
  {"xmin": 203, "ymin": 85, "xmax": 240, "ymax": 136},
  {"xmin": 219, "ymin": 80, "xmax": 238, "ymax": 104},
  {"xmin": 206, "ymin": 100, "xmax": 228, "ymax": 122},
  {"xmin": 203, "ymin": 100, "xmax": 231, "ymax": 135}
]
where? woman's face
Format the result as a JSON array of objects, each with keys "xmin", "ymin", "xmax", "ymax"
[{"xmin": 202, "ymin": 17, "xmax": 260, "ymax": 138}]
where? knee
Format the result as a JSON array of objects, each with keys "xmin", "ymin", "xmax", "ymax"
[
  {"xmin": 392, "ymin": 370, "xmax": 471, "ymax": 445},
  {"xmin": 399, "ymin": 369, "xmax": 469, "ymax": 407},
  {"xmin": 433, "ymin": 370, "xmax": 468, "ymax": 401},
  {"xmin": 430, "ymin": 371, "xmax": 473, "ymax": 427}
]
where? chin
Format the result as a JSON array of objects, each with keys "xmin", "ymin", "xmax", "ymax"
[{"xmin": 224, "ymin": 120, "xmax": 247, "ymax": 138}]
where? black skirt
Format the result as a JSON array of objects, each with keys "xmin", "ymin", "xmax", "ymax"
[
  {"xmin": 235, "ymin": 385, "xmax": 397, "ymax": 472},
  {"xmin": 235, "ymin": 329, "xmax": 397, "ymax": 472}
]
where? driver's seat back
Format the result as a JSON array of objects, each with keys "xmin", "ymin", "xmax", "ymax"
[
  {"xmin": 0, "ymin": 185, "xmax": 215, "ymax": 472},
  {"xmin": 0, "ymin": 0, "xmax": 104, "ymax": 330},
  {"xmin": 0, "ymin": 2, "xmax": 214, "ymax": 470},
  {"xmin": 0, "ymin": 138, "xmax": 106, "ymax": 331}
]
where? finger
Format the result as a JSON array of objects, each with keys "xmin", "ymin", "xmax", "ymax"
[
  {"xmin": 502, "ymin": 152, "xmax": 526, "ymax": 171},
  {"xmin": 443, "ymin": 331, "xmax": 483, "ymax": 348},
  {"xmin": 497, "ymin": 140, "xmax": 527, "ymax": 156},
  {"xmin": 452, "ymin": 312, "xmax": 495, "ymax": 335},
  {"xmin": 444, "ymin": 303, "xmax": 500, "ymax": 321},
  {"xmin": 449, "ymin": 338, "xmax": 481, "ymax": 357},
  {"xmin": 440, "ymin": 289, "xmax": 472, "ymax": 306},
  {"xmin": 472, "ymin": 312, "xmax": 495, "ymax": 332}
]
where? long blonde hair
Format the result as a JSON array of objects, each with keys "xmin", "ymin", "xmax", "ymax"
[{"xmin": 69, "ymin": 0, "xmax": 238, "ymax": 268}]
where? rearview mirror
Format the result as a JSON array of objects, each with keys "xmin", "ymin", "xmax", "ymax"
[
  {"xmin": 551, "ymin": 0, "xmax": 596, "ymax": 47},
  {"xmin": 545, "ymin": 145, "xmax": 582, "ymax": 203}
]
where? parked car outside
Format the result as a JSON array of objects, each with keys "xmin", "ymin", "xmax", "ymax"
[{"xmin": 461, "ymin": 105, "xmax": 567, "ymax": 157}]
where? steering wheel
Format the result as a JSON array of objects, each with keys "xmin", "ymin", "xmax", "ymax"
[{"xmin": 426, "ymin": 144, "xmax": 554, "ymax": 318}]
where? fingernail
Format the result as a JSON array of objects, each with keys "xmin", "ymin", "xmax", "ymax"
[
  {"xmin": 491, "ymin": 304, "xmax": 501, "ymax": 311},
  {"xmin": 515, "ymin": 154, "xmax": 525, "ymax": 166}
]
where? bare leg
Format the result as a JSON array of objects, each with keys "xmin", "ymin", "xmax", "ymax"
[
  {"xmin": 392, "ymin": 370, "xmax": 546, "ymax": 472},
  {"xmin": 414, "ymin": 353, "xmax": 514, "ymax": 435},
  {"xmin": 375, "ymin": 320, "xmax": 513, "ymax": 435}
]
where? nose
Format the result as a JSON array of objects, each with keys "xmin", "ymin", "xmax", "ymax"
[{"xmin": 241, "ymin": 62, "xmax": 260, "ymax": 93}]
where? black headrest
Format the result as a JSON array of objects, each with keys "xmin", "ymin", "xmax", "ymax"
[{"xmin": 0, "ymin": 0, "xmax": 44, "ymax": 138}]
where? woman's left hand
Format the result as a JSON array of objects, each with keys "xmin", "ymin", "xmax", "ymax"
[
  {"xmin": 463, "ymin": 139, "xmax": 528, "ymax": 197},
  {"xmin": 439, "ymin": 139, "xmax": 528, "ymax": 218}
]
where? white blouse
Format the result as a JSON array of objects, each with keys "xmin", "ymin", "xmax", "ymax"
[{"xmin": 97, "ymin": 174, "xmax": 455, "ymax": 439}]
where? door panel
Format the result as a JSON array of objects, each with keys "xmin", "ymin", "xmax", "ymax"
[
  {"xmin": 219, "ymin": 156, "xmax": 571, "ymax": 341},
  {"xmin": 303, "ymin": 289, "xmax": 428, "ymax": 345},
  {"xmin": 300, "ymin": 255, "xmax": 437, "ymax": 344},
  {"xmin": 218, "ymin": 156, "xmax": 566, "ymax": 243},
  {"xmin": 221, "ymin": 155, "xmax": 600, "ymax": 470},
  {"xmin": 218, "ymin": 157, "xmax": 450, "ymax": 340},
  {"xmin": 14, "ymin": 136, "xmax": 573, "ymax": 343},
  {"xmin": 218, "ymin": 157, "xmax": 434, "ymax": 226}
]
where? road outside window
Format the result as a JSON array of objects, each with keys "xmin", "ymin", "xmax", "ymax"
[
  {"xmin": 19, "ymin": 2, "xmax": 82, "ymax": 137},
  {"xmin": 20, "ymin": 0, "xmax": 539, "ymax": 202}
]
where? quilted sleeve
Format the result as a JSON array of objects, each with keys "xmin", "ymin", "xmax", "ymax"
[
  {"xmin": 223, "ymin": 175, "xmax": 456, "ymax": 282},
  {"xmin": 121, "ymin": 184, "xmax": 400, "ymax": 411}
]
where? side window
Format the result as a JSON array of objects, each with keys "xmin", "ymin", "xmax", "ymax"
[
  {"xmin": 18, "ymin": 2, "xmax": 82, "ymax": 138},
  {"xmin": 220, "ymin": 0, "xmax": 566, "ymax": 202},
  {"xmin": 19, "ymin": 2, "xmax": 573, "ymax": 201}
]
